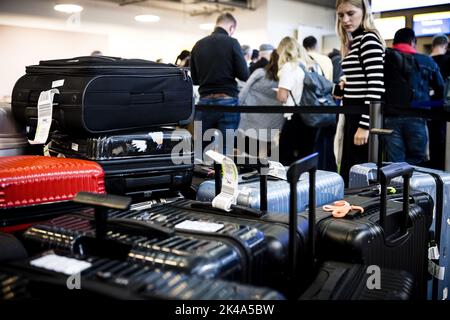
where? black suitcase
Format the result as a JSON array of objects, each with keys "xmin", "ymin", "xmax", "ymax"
[
  {"xmin": 46, "ymin": 129, "xmax": 194, "ymax": 197},
  {"xmin": 11, "ymin": 56, "xmax": 194, "ymax": 135},
  {"xmin": 0, "ymin": 251, "xmax": 285, "ymax": 300},
  {"xmin": 285, "ymin": 154, "xmax": 415, "ymax": 300},
  {"xmin": 304, "ymin": 163, "xmax": 433, "ymax": 299}
]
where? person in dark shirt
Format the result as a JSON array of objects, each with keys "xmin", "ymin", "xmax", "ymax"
[
  {"xmin": 427, "ymin": 34, "xmax": 449, "ymax": 170},
  {"xmin": 249, "ymin": 43, "xmax": 274, "ymax": 75},
  {"xmin": 190, "ymin": 12, "xmax": 249, "ymax": 156},
  {"xmin": 385, "ymin": 28, "xmax": 444, "ymax": 166}
]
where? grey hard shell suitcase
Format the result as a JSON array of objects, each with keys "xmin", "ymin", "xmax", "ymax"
[
  {"xmin": 349, "ymin": 163, "xmax": 450, "ymax": 300},
  {"xmin": 0, "ymin": 251, "xmax": 285, "ymax": 300},
  {"xmin": 11, "ymin": 56, "xmax": 194, "ymax": 135},
  {"xmin": 46, "ymin": 129, "xmax": 194, "ymax": 197},
  {"xmin": 196, "ymin": 169, "xmax": 344, "ymax": 214},
  {"xmin": 0, "ymin": 104, "xmax": 27, "ymax": 156}
]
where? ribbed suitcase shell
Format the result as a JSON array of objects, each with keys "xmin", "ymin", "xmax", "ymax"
[
  {"xmin": 11, "ymin": 56, "xmax": 194, "ymax": 134},
  {"xmin": 307, "ymin": 190, "xmax": 433, "ymax": 299},
  {"xmin": 349, "ymin": 163, "xmax": 450, "ymax": 300},
  {"xmin": 23, "ymin": 211, "xmax": 264, "ymax": 284},
  {"xmin": 47, "ymin": 130, "xmax": 194, "ymax": 197},
  {"xmin": 0, "ymin": 253, "xmax": 284, "ymax": 300},
  {"xmin": 0, "ymin": 156, "xmax": 105, "ymax": 208},
  {"xmin": 196, "ymin": 170, "xmax": 344, "ymax": 213},
  {"xmin": 0, "ymin": 105, "xmax": 27, "ymax": 156},
  {"xmin": 300, "ymin": 261, "xmax": 415, "ymax": 300}
]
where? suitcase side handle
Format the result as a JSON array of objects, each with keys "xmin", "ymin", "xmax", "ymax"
[
  {"xmin": 379, "ymin": 163, "xmax": 413, "ymax": 236},
  {"xmin": 286, "ymin": 152, "xmax": 318, "ymax": 299}
]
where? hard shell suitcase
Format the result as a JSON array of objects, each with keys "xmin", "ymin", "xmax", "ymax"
[
  {"xmin": 0, "ymin": 104, "xmax": 27, "ymax": 156},
  {"xmin": 11, "ymin": 56, "xmax": 194, "ymax": 135},
  {"xmin": 47, "ymin": 129, "xmax": 194, "ymax": 197},
  {"xmin": 0, "ymin": 156, "xmax": 104, "ymax": 232},
  {"xmin": 349, "ymin": 163, "xmax": 450, "ymax": 300},
  {"xmin": 299, "ymin": 261, "xmax": 415, "ymax": 300},
  {"xmin": 284, "ymin": 155, "xmax": 415, "ymax": 300},
  {"xmin": 196, "ymin": 170, "xmax": 344, "ymax": 214},
  {"xmin": 0, "ymin": 251, "xmax": 285, "ymax": 300},
  {"xmin": 23, "ymin": 207, "xmax": 269, "ymax": 286},
  {"xmin": 0, "ymin": 156, "xmax": 105, "ymax": 209},
  {"xmin": 309, "ymin": 163, "xmax": 433, "ymax": 299}
]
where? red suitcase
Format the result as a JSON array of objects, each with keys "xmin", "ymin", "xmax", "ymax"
[{"xmin": 0, "ymin": 156, "xmax": 105, "ymax": 232}]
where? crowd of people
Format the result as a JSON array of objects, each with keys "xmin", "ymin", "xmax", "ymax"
[{"xmin": 174, "ymin": 0, "xmax": 449, "ymax": 184}]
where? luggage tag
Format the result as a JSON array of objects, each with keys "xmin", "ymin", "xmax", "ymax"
[
  {"xmin": 266, "ymin": 161, "xmax": 287, "ymax": 180},
  {"xmin": 28, "ymin": 87, "xmax": 60, "ymax": 145},
  {"xmin": 428, "ymin": 260, "xmax": 445, "ymax": 281},
  {"xmin": 206, "ymin": 150, "xmax": 239, "ymax": 212}
]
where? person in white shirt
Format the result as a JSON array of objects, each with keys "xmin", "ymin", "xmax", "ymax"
[{"xmin": 276, "ymin": 36, "xmax": 317, "ymax": 164}]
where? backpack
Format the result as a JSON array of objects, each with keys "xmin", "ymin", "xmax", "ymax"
[
  {"xmin": 444, "ymin": 76, "xmax": 450, "ymax": 112},
  {"xmin": 383, "ymin": 48, "xmax": 421, "ymax": 108},
  {"xmin": 291, "ymin": 63, "xmax": 336, "ymax": 128}
]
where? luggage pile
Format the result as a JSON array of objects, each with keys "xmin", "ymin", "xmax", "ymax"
[
  {"xmin": 11, "ymin": 55, "xmax": 196, "ymax": 199},
  {"xmin": 0, "ymin": 56, "xmax": 449, "ymax": 301}
]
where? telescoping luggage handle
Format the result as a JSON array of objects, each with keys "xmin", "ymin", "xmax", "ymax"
[
  {"xmin": 286, "ymin": 152, "xmax": 319, "ymax": 298},
  {"xmin": 379, "ymin": 163, "xmax": 414, "ymax": 236},
  {"xmin": 73, "ymin": 192, "xmax": 175, "ymax": 239}
]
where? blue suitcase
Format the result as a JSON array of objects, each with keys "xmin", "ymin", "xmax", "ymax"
[
  {"xmin": 349, "ymin": 163, "xmax": 450, "ymax": 300},
  {"xmin": 196, "ymin": 170, "xmax": 344, "ymax": 214}
]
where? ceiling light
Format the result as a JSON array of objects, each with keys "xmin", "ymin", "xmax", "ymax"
[
  {"xmin": 54, "ymin": 4, "xmax": 83, "ymax": 13},
  {"xmin": 199, "ymin": 23, "xmax": 215, "ymax": 31},
  {"xmin": 135, "ymin": 15, "xmax": 160, "ymax": 23}
]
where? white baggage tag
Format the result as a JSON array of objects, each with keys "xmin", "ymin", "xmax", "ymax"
[
  {"xmin": 428, "ymin": 260, "xmax": 445, "ymax": 281},
  {"xmin": 266, "ymin": 161, "xmax": 287, "ymax": 180},
  {"xmin": 206, "ymin": 150, "xmax": 239, "ymax": 212},
  {"xmin": 175, "ymin": 220, "xmax": 224, "ymax": 233},
  {"xmin": 429, "ymin": 245, "xmax": 440, "ymax": 260},
  {"xmin": 30, "ymin": 254, "xmax": 91, "ymax": 275},
  {"xmin": 28, "ymin": 88, "xmax": 59, "ymax": 145}
]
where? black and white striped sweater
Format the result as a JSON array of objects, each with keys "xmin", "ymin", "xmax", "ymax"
[{"xmin": 342, "ymin": 28, "xmax": 385, "ymax": 130}]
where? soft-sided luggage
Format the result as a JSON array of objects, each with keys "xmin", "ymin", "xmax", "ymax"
[
  {"xmin": 309, "ymin": 163, "xmax": 433, "ymax": 299},
  {"xmin": 0, "ymin": 104, "xmax": 27, "ymax": 156},
  {"xmin": 0, "ymin": 251, "xmax": 284, "ymax": 300},
  {"xmin": 46, "ymin": 129, "xmax": 194, "ymax": 197},
  {"xmin": 286, "ymin": 154, "xmax": 415, "ymax": 300},
  {"xmin": 349, "ymin": 163, "xmax": 450, "ymax": 300},
  {"xmin": 11, "ymin": 56, "xmax": 194, "ymax": 135},
  {"xmin": 196, "ymin": 169, "xmax": 344, "ymax": 214},
  {"xmin": 0, "ymin": 156, "xmax": 104, "ymax": 232}
]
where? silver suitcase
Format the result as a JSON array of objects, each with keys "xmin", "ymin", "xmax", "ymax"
[
  {"xmin": 196, "ymin": 170, "xmax": 344, "ymax": 214},
  {"xmin": 349, "ymin": 163, "xmax": 450, "ymax": 300},
  {"xmin": 0, "ymin": 104, "xmax": 27, "ymax": 156}
]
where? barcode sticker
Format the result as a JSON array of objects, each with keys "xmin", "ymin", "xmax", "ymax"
[
  {"xmin": 428, "ymin": 260, "xmax": 445, "ymax": 280},
  {"xmin": 30, "ymin": 254, "xmax": 91, "ymax": 275},
  {"xmin": 175, "ymin": 220, "xmax": 224, "ymax": 233},
  {"xmin": 28, "ymin": 89, "xmax": 59, "ymax": 145},
  {"xmin": 429, "ymin": 245, "xmax": 440, "ymax": 260},
  {"xmin": 71, "ymin": 143, "xmax": 79, "ymax": 151},
  {"xmin": 51, "ymin": 79, "xmax": 65, "ymax": 88}
]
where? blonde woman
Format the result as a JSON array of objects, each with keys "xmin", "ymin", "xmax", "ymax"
[
  {"xmin": 276, "ymin": 37, "xmax": 317, "ymax": 164},
  {"xmin": 334, "ymin": 0, "xmax": 385, "ymax": 185}
]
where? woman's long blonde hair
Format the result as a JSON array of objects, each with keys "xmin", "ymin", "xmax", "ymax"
[
  {"xmin": 277, "ymin": 36, "xmax": 313, "ymax": 69},
  {"xmin": 336, "ymin": 0, "xmax": 386, "ymax": 56}
]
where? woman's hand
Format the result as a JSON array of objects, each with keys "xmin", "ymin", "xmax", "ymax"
[
  {"xmin": 354, "ymin": 128, "xmax": 369, "ymax": 146},
  {"xmin": 333, "ymin": 80, "xmax": 345, "ymax": 100}
]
